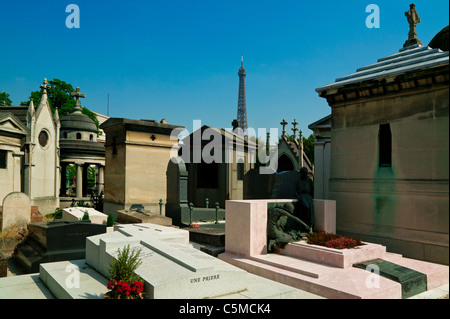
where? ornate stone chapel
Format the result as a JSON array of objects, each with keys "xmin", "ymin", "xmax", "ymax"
[{"xmin": 0, "ymin": 80, "xmax": 106, "ymax": 215}]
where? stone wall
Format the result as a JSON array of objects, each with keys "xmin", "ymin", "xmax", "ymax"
[
  {"xmin": 330, "ymin": 85, "xmax": 449, "ymax": 265},
  {"xmin": 0, "ymin": 136, "xmax": 23, "ymax": 203}
]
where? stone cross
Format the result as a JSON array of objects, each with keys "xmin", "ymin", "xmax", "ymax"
[
  {"xmin": 40, "ymin": 78, "xmax": 50, "ymax": 94},
  {"xmin": 71, "ymin": 87, "xmax": 85, "ymax": 111},
  {"xmin": 404, "ymin": 3, "xmax": 423, "ymax": 47},
  {"xmin": 292, "ymin": 119, "xmax": 299, "ymax": 140},
  {"xmin": 280, "ymin": 119, "xmax": 288, "ymax": 137}
]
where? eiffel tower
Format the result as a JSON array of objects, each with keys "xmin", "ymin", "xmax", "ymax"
[{"xmin": 236, "ymin": 55, "xmax": 248, "ymax": 132}]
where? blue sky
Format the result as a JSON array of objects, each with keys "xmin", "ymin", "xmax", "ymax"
[{"xmin": 0, "ymin": 0, "xmax": 448, "ymax": 140}]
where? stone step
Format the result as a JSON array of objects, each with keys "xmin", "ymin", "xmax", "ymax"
[
  {"xmin": 0, "ymin": 274, "xmax": 55, "ymax": 299},
  {"xmin": 39, "ymin": 259, "xmax": 108, "ymax": 299},
  {"xmin": 219, "ymin": 252, "xmax": 402, "ymax": 299},
  {"xmin": 250, "ymin": 253, "xmax": 337, "ymax": 279}
]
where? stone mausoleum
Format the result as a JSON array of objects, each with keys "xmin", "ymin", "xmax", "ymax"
[
  {"xmin": 0, "ymin": 79, "xmax": 60, "ymax": 215},
  {"xmin": 59, "ymin": 87, "xmax": 105, "ymax": 207},
  {"xmin": 316, "ymin": 17, "xmax": 449, "ymax": 265},
  {"xmin": 100, "ymin": 117, "xmax": 184, "ymax": 218},
  {"xmin": 181, "ymin": 125, "xmax": 256, "ymax": 209},
  {"xmin": 0, "ymin": 80, "xmax": 107, "ymax": 217}
]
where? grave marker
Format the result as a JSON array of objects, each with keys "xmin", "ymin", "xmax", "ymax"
[
  {"xmin": 86, "ymin": 224, "xmax": 248, "ymax": 299},
  {"xmin": 1, "ymin": 192, "xmax": 31, "ymax": 231},
  {"xmin": 13, "ymin": 220, "xmax": 106, "ymax": 273},
  {"xmin": 62, "ymin": 207, "xmax": 108, "ymax": 225}
]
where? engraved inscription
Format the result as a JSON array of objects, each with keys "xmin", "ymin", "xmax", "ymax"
[{"xmin": 190, "ymin": 274, "xmax": 220, "ymax": 284}]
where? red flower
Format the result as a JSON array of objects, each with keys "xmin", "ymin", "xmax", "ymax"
[
  {"xmin": 325, "ymin": 237, "xmax": 359, "ymax": 249},
  {"xmin": 105, "ymin": 280, "xmax": 144, "ymax": 299}
]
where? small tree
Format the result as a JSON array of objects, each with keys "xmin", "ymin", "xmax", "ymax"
[
  {"xmin": 82, "ymin": 210, "xmax": 90, "ymax": 221},
  {"xmin": 108, "ymin": 245, "xmax": 142, "ymax": 282},
  {"xmin": 107, "ymin": 213, "xmax": 114, "ymax": 227},
  {"xmin": 104, "ymin": 245, "xmax": 144, "ymax": 299}
]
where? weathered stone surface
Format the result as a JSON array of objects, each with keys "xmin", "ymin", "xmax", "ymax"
[
  {"xmin": 100, "ymin": 118, "xmax": 184, "ymax": 218},
  {"xmin": 1, "ymin": 192, "xmax": 31, "ymax": 231}
]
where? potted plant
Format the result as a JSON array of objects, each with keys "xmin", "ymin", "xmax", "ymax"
[{"xmin": 104, "ymin": 244, "xmax": 144, "ymax": 299}]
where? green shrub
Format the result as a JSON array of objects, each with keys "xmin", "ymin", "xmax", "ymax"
[
  {"xmin": 107, "ymin": 213, "xmax": 114, "ymax": 227},
  {"xmin": 76, "ymin": 200, "xmax": 90, "ymax": 208},
  {"xmin": 82, "ymin": 211, "xmax": 90, "ymax": 221},
  {"xmin": 108, "ymin": 244, "xmax": 143, "ymax": 283},
  {"xmin": 46, "ymin": 207, "xmax": 63, "ymax": 220}
]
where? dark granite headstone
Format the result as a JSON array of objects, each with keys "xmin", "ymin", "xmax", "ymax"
[
  {"xmin": 271, "ymin": 171, "xmax": 300, "ymax": 199},
  {"xmin": 165, "ymin": 157, "xmax": 190, "ymax": 226},
  {"xmin": 243, "ymin": 168, "xmax": 277, "ymax": 199},
  {"xmin": 12, "ymin": 220, "xmax": 106, "ymax": 273},
  {"xmin": 353, "ymin": 259, "xmax": 427, "ymax": 299}
]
